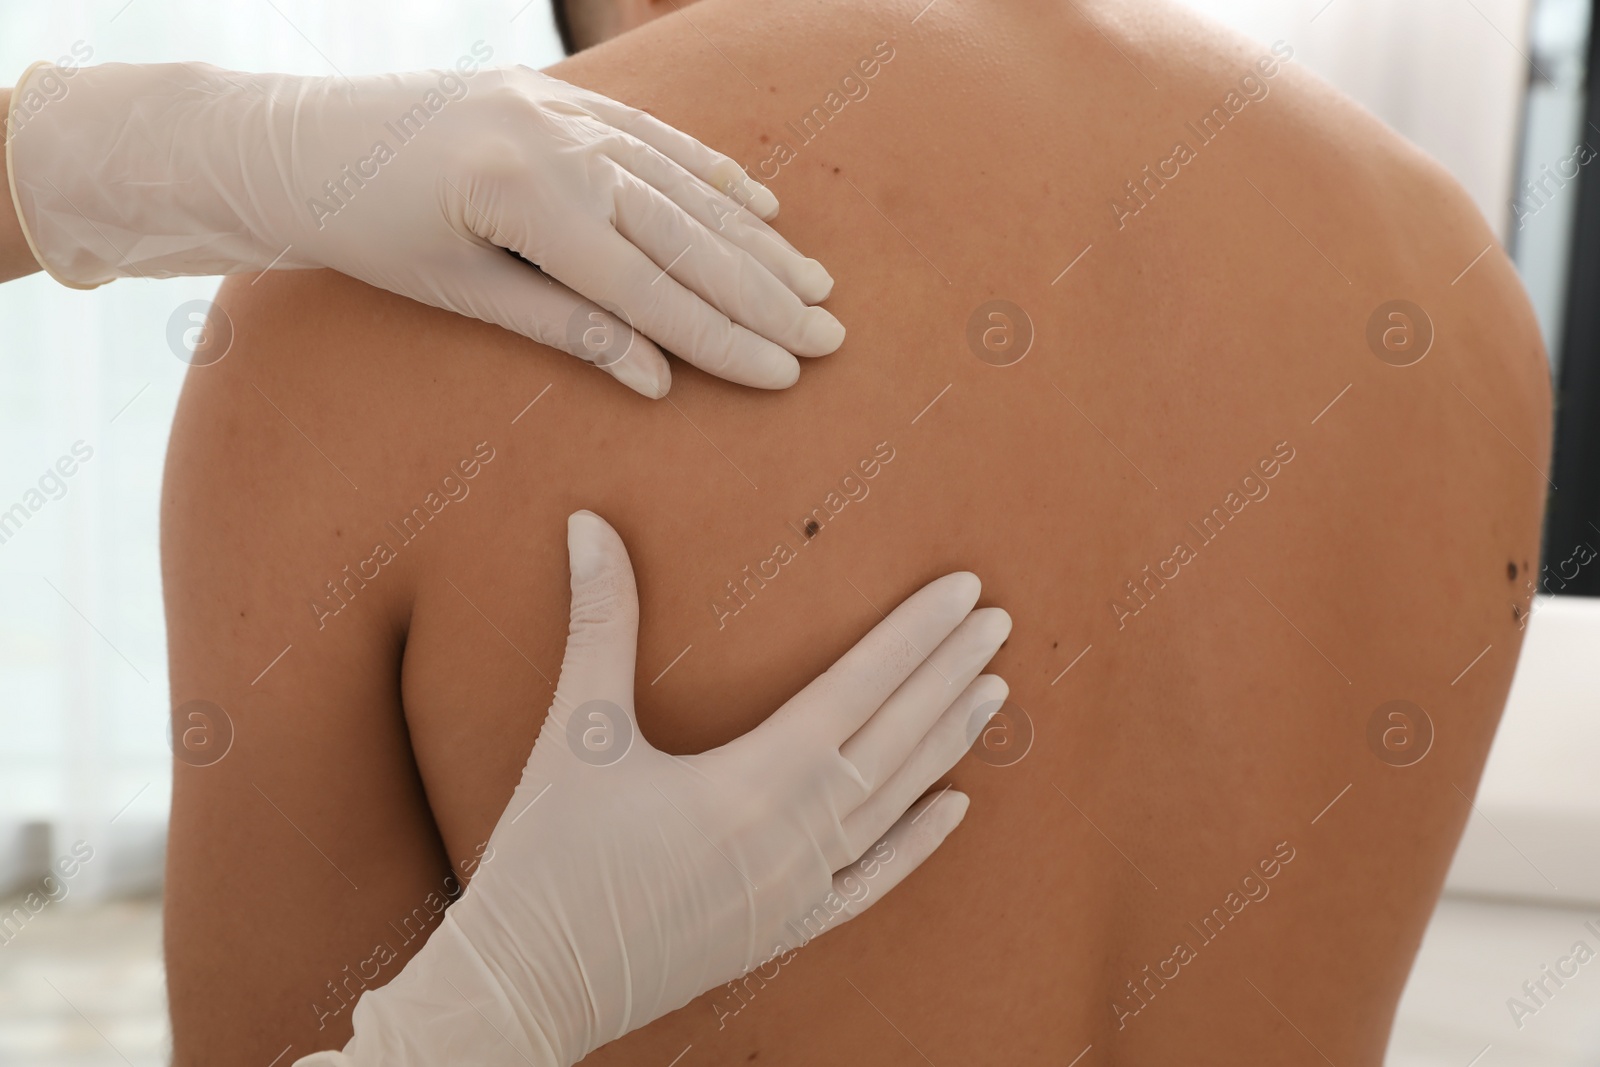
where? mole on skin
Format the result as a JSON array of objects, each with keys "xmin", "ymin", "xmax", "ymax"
[{"xmin": 804, "ymin": 519, "xmax": 820, "ymax": 537}]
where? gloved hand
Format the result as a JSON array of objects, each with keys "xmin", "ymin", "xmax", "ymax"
[
  {"xmin": 4, "ymin": 61, "xmax": 843, "ymax": 396},
  {"xmin": 295, "ymin": 511, "xmax": 1010, "ymax": 1067}
]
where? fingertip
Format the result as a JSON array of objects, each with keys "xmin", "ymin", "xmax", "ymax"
[
  {"xmin": 965, "ymin": 676, "xmax": 1009, "ymax": 745},
  {"xmin": 604, "ymin": 342, "xmax": 671, "ymax": 399},
  {"xmin": 911, "ymin": 572, "xmax": 981, "ymax": 624},
  {"xmin": 746, "ymin": 183, "xmax": 780, "ymax": 220},
  {"xmin": 741, "ymin": 343, "xmax": 801, "ymax": 389},
  {"xmin": 794, "ymin": 259, "xmax": 835, "ymax": 305},
  {"xmin": 813, "ymin": 263, "xmax": 835, "ymax": 302},
  {"xmin": 936, "ymin": 573, "xmax": 983, "ymax": 623},
  {"xmin": 567, "ymin": 508, "xmax": 607, "ymax": 539},
  {"xmin": 567, "ymin": 510, "xmax": 622, "ymax": 583},
  {"xmin": 774, "ymin": 354, "xmax": 801, "ymax": 388},
  {"xmin": 646, "ymin": 359, "xmax": 672, "ymax": 398},
  {"xmin": 941, "ymin": 571, "xmax": 982, "ymax": 607},
  {"xmin": 617, "ymin": 374, "xmax": 667, "ymax": 400},
  {"xmin": 972, "ymin": 607, "xmax": 1013, "ymax": 645},
  {"xmin": 709, "ymin": 158, "xmax": 780, "ymax": 219},
  {"xmin": 798, "ymin": 307, "xmax": 846, "ymax": 356},
  {"xmin": 910, "ymin": 788, "xmax": 969, "ymax": 837}
]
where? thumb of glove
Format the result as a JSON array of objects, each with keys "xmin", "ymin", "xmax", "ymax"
[{"xmin": 541, "ymin": 511, "xmax": 642, "ymax": 765}]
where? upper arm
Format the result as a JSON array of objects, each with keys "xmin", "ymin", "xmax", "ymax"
[{"xmin": 160, "ymin": 270, "xmax": 461, "ymax": 1063}]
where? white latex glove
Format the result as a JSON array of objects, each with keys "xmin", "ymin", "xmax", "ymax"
[
  {"xmin": 4, "ymin": 60, "xmax": 843, "ymax": 395},
  {"xmin": 296, "ymin": 511, "xmax": 1010, "ymax": 1067}
]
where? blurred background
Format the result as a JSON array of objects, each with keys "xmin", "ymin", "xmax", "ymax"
[{"xmin": 1, "ymin": 0, "xmax": 1598, "ymax": 1063}]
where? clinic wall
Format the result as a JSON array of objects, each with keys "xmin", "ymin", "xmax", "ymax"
[
  {"xmin": 1180, "ymin": 0, "xmax": 1532, "ymax": 240},
  {"xmin": 1445, "ymin": 597, "xmax": 1600, "ymax": 907}
]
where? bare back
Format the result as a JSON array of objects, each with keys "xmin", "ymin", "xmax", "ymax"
[{"xmin": 161, "ymin": 1, "xmax": 1551, "ymax": 1063}]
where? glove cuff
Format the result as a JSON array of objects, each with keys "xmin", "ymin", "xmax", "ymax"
[
  {"xmin": 6, "ymin": 61, "xmax": 100, "ymax": 289},
  {"xmin": 6, "ymin": 60, "xmax": 310, "ymax": 286}
]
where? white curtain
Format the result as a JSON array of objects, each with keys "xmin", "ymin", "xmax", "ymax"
[{"xmin": 0, "ymin": 0, "xmax": 1531, "ymax": 900}]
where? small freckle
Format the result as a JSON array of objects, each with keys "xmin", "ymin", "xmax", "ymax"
[
  {"xmin": 1507, "ymin": 561, "xmax": 1517, "ymax": 581},
  {"xmin": 833, "ymin": 166, "xmax": 841, "ymax": 174},
  {"xmin": 758, "ymin": 133, "xmax": 769, "ymax": 144},
  {"xmin": 1052, "ymin": 641, "xmax": 1059, "ymax": 649},
  {"xmin": 746, "ymin": 1054, "xmax": 759, "ymax": 1063},
  {"xmin": 769, "ymin": 86, "xmax": 777, "ymax": 93},
  {"xmin": 335, "ymin": 528, "xmax": 342, "ymax": 537},
  {"xmin": 1523, "ymin": 559, "xmax": 1530, "ymax": 573},
  {"xmin": 804, "ymin": 519, "xmax": 820, "ymax": 538}
]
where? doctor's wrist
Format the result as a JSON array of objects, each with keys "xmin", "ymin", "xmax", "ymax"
[{"xmin": 0, "ymin": 88, "xmax": 45, "ymax": 284}]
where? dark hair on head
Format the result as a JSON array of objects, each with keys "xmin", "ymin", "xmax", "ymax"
[{"xmin": 552, "ymin": 0, "xmax": 580, "ymax": 56}]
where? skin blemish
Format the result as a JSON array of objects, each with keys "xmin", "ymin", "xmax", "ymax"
[
  {"xmin": 804, "ymin": 519, "xmax": 820, "ymax": 538},
  {"xmin": 1507, "ymin": 561, "xmax": 1517, "ymax": 581},
  {"xmin": 1052, "ymin": 641, "xmax": 1059, "ymax": 649},
  {"xmin": 833, "ymin": 166, "xmax": 841, "ymax": 174},
  {"xmin": 758, "ymin": 133, "xmax": 769, "ymax": 144}
]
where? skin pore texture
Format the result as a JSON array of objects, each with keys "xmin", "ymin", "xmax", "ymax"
[{"xmin": 160, "ymin": 0, "xmax": 1551, "ymax": 1063}]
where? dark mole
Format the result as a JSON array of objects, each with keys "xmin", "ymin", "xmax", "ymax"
[
  {"xmin": 833, "ymin": 166, "xmax": 841, "ymax": 173},
  {"xmin": 1507, "ymin": 561, "xmax": 1517, "ymax": 581},
  {"xmin": 1052, "ymin": 641, "xmax": 1059, "ymax": 649},
  {"xmin": 758, "ymin": 132, "xmax": 769, "ymax": 144},
  {"xmin": 747, "ymin": 1054, "xmax": 759, "ymax": 1062},
  {"xmin": 804, "ymin": 519, "xmax": 820, "ymax": 537}
]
